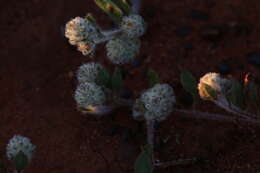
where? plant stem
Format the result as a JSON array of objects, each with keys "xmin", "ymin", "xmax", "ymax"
[
  {"xmin": 213, "ymin": 95, "xmax": 259, "ymax": 120},
  {"xmin": 131, "ymin": 0, "xmax": 141, "ymax": 13},
  {"xmin": 101, "ymin": 29, "xmax": 122, "ymax": 37},
  {"xmin": 146, "ymin": 119, "xmax": 155, "ymax": 163},
  {"xmin": 154, "ymin": 158, "xmax": 197, "ymax": 168},
  {"xmin": 96, "ymin": 29, "xmax": 122, "ymax": 44},
  {"xmin": 175, "ymin": 109, "xmax": 260, "ymax": 126}
]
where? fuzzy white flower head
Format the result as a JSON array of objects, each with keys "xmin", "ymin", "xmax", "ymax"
[
  {"xmin": 77, "ymin": 41, "xmax": 96, "ymax": 56},
  {"xmin": 106, "ymin": 37, "xmax": 141, "ymax": 64},
  {"xmin": 77, "ymin": 62, "xmax": 104, "ymax": 83},
  {"xmin": 120, "ymin": 14, "xmax": 146, "ymax": 38},
  {"xmin": 74, "ymin": 82, "xmax": 106, "ymax": 108},
  {"xmin": 198, "ymin": 72, "xmax": 232, "ymax": 100},
  {"xmin": 6, "ymin": 135, "xmax": 36, "ymax": 162},
  {"xmin": 65, "ymin": 17, "xmax": 101, "ymax": 46},
  {"xmin": 134, "ymin": 84, "xmax": 176, "ymax": 121}
]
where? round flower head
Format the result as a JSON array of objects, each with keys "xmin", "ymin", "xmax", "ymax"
[
  {"xmin": 77, "ymin": 62, "xmax": 104, "ymax": 83},
  {"xmin": 6, "ymin": 135, "xmax": 36, "ymax": 162},
  {"xmin": 74, "ymin": 82, "xmax": 106, "ymax": 108},
  {"xmin": 137, "ymin": 84, "xmax": 176, "ymax": 121},
  {"xmin": 106, "ymin": 37, "xmax": 141, "ymax": 64},
  {"xmin": 198, "ymin": 72, "xmax": 232, "ymax": 100},
  {"xmin": 120, "ymin": 14, "xmax": 146, "ymax": 38},
  {"xmin": 77, "ymin": 41, "xmax": 96, "ymax": 56},
  {"xmin": 65, "ymin": 17, "xmax": 101, "ymax": 46}
]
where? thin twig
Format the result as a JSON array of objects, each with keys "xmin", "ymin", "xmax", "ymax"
[
  {"xmin": 213, "ymin": 95, "xmax": 259, "ymax": 120},
  {"xmin": 97, "ymin": 29, "xmax": 122, "ymax": 43},
  {"xmin": 101, "ymin": 29, "xmax": 122, "ymax": 37},
  {"xmin": 175, "ymin": 109, "xmax": 260, "ymax": 126},
  {"xmin": 154, "ymin": 158, "xmax": 197, "ymax": 168}
]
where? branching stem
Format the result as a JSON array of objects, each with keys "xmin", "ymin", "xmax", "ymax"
[
  {"xmin": 175, "ymin": 109, "xmax": 260, "ymax": 126},
  {"xmin": 131, "ymin": 0, "xmax": 141, "ymax": 13}
]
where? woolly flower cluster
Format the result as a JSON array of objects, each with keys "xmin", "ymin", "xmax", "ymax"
[
  {"xmin": 74, "ymin": 82, "xmax": 106, "ymax": 108},
  {"xmin": 134, "ymin": 84, "xmax": 176, "ymax": 121},
  {"xmin": 120, "ymin": 14, "xmax": 146, "ymax": 38},
  {"xmin": 65, "ymin": 17, "xmax": 101, "ymax": 56},
  {"xmin": 106, "ymin": 37, "xmax": 140, "ymax": 64},
  {"xmin": 6, "ymin": 135, "xmax": 36, "ymax": 162},
  {"xmin": 77, "ymin": 41, "xmax": 96, "ymax": 56},
  {"xmin": 198, "ymin": 72, "xmax": 232, "ymax": 100},
  {"xmin": 77, "ymin": 62, "xmax": 104, "ymax": 83}
]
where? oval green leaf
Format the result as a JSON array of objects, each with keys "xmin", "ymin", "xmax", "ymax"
[
  {"xmin": 180, "ymin": 71, "xmax": 198, "ymax": 100},
  {"xmin": 147, "ymin": 69, "xmax": 160, "ymax": 87},
  {"xmin": 134, "ymin": 144, "xmax": 153, "ymax": 173}
]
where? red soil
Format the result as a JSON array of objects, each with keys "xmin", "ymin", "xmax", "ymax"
[{"xmin": 1, "ymin": 0, "xmax": 260, "ymax": 172}]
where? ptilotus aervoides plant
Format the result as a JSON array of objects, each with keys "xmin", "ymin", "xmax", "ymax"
[{"xmin": 64, "ymin": 0, "xmax": 146, "ymax": 64}]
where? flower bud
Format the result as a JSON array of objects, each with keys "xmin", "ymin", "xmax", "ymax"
[
  {"xmin": 6, "ymin": 135, "xmax": 36, "ymax": 162},
  {"xmin": 133, "ymin": 84, "xmax": 176, "ymax": 121},
  {"xmin": 106, "ymin": 37, "xmax": 140, "ymax": 64},
  {"xmin": 74, "ymin": 82, "xmax": 106, "ymax": 108},
  {"xmin": 77, "ymin": 62, "xmax": 104, "ymax": 83},
  {"xmin": 120, "ymin": 14, "xmax": 146, "ymax": 38},
  {"xmin": 198, "ymin": 72, "xmax": 232, "ymax": 100}
]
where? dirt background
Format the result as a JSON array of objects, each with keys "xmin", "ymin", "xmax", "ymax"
[{"xmin": 1, "ymin": 0, "xmax": 260, "ymax": 172}]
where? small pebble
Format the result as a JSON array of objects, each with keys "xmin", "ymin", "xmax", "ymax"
[
  {"xmin": 190, "ymin": 9, "xmax": 209, "ymax": 21},
  {"xmin": 120, "ymin": 87, "xmax": 133, "ymax": 99},
  {"xmin": 180, "ymin": 91, "xmax": 194, "ymax": 106},
  {"xmin": 175, "ymin": 26, "xmax": 192, "ymax": 38},
  {"xmin": 200, "ymin": 25, "xmax": 225, "ymax": 42},
  {"xmin": 183, "ymin": 43, "xmax": 193, "ymax": 50},
  {"xmin": 68, "ymin": 71, "xmax": 74, "ymax": 78},
  {"xmin": 247, "ymin": 52, "xmax": 260, "ymax": 66},
  {"xmin": 228, "ymin": 22, "xmax": 251, "ymax": 37},
  {"xmin": 132, "ymin": 59, "xmax": 141, "ymax": 67},
  {"xmin": 104, "ymin": 124, "xmax": 122, "ymax": 136},
  {"xmin": 218, "ymin": 61, "xmax": 231, "ymax": 75}
]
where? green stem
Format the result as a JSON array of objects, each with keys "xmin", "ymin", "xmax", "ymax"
[
  {"xmin": 154, "ymin": 158, "xmax": 197, "ymax": 168},
  {"xmin": 146, "ymin": 119, "xmax": 155, "ymax": 164}
]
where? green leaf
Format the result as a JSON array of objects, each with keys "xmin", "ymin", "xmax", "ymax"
[
  {"xmin": 180, "ymin": 71, "xmax": 198, "ymax": 100},
  {"xmin": 85, "ymin": 13, "xmax": 97, "ymax": 24},
  {"xmin": 204, "ymin": 84, "xmax": 218, "ymax": 100},
  {"xmin": 111, "ymin": 67, "xmax": 123, "ymax": 90},
  {"xmin": 96, "ymin": 68, "xmax": 110, "ymax": 88},
  {"xmin": 134, "ymin": 144, "xmax": 153, "ymax": 173},
  {"xmin": 94, "ymin": 0, "xmax": 123, "ymax": 23},
  {"xmin": 227, "ymin": 80, "xmax": 245, "ymax": 109},
  {"xmin": 13, "ymin": 152, "xmax": 28, "ymax": 172},
  {"xmin": 147, "ymin": 69, "xmax": 160, "ymax": 87},
  {"xmin": 113, "ymin": 0, "xmax": 132, "ymax": 15}
]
